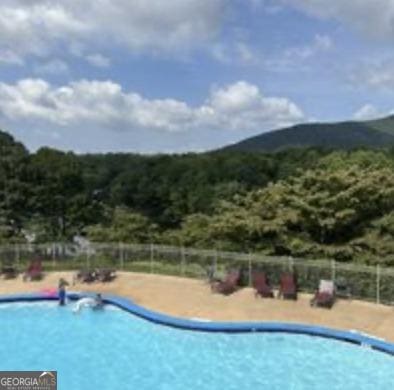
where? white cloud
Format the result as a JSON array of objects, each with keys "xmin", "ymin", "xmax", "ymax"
[
  {"xmin": 212, "ymin": 41, "xmax": 260, "ymax": 65},
  {"xmin": 314, "ymin": 34, "xmax": 333, "ymax": 50},
  {"xmin": 0, "ymin": 50, "xmax": 24, "ymax": 65},
  {"xmin": 350, "ymin": 58, "xmax": 394, "ymax": 90},
  {"xmin": 261, "ymin": 34, "xmax": 333, "ymax": 73},
  {"xmin": 0, "ymin": 0, "xmax": 225, "ymax": 63},
  {"xmin": 353, "ymin": 104, "xmax": 394, "ymax": 120},
  {"xmin": 85, "ymin": 54, "xmax": 111, "ymax": 68},
  {"xmin": 0, "ymin": 3, "xmax": 87, "ymax": 60},
  {"xmin": 235, "ymin": 43, "xmax": 258, "ymax": 64},
  {"xmin": 203, "ymin": 82, "xmax": 304, "ymax": 130},
  {"xmin": 0, "ymin": 79, "xmax": 304, "ymax": 134},
  {"xmin": 353, "ymin": 104, "xmax": 381, "ymax": 120},
  {"xmin": 284, "ymin": 1, "xmax": 394, "ymax": 40},
  {"xmin": 247, "ymin": 0, "xmax": 283, "ymax": 13},
  {"xmin": 284, "ymin": 34, "xmax": 333, "ymax": 60},
  {"xmin": 34, "ymin": 59, "xmax": 69, "ymax": 75}
]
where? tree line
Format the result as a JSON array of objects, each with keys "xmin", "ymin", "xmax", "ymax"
[{"xmin": 1, "ymin": 130, "xmax": 393, "ymax": 265}]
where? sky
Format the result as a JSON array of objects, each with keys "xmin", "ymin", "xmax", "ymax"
[{"xmin": 0, "ymin": 0, "xmax": 394, "ymax": 154}]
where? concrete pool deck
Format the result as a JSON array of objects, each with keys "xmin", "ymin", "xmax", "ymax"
[{"xmin": 0, "ymin": 271, "xmax": 393, "ymax": 342}]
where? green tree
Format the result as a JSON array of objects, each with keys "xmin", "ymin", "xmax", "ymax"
[{"xmin": 86, "ymin": 207, "xmax": 157, "ymax": 243}]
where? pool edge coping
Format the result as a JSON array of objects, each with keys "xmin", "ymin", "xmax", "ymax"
[{"xmin": 1, "ymin": 292, "xmax": 393, "ymax": 356}]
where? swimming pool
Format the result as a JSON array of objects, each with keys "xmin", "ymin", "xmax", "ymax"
[{"xmin": 0, "ymin": 299, "xmax": 393, "ymax": 390}]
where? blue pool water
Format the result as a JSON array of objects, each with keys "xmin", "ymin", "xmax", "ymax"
[{"xmin": 0, "ymin": 302, "xmax": 393, "ymax": 390}]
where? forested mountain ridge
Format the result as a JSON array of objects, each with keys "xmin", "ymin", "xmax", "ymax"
[
  {"xmin": 366, "ymin": 115, "xmax": 394, "ymax": 135},
  {"xmin": 223, "ymin": 115, "xmax": 394, "ymax": 152}
]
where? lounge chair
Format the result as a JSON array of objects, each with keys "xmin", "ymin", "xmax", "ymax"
[
  {"xmin": 310, "ymin": 280, "xmax": 336, "ymax": 308},
  {"xmin": 278, "ymin": 273, "xmax": 297, "ymax": 300},
  {"xmin": 75, "ymin": 269, "xmax": 96, "ymax": 283},
  {"xmin": 252, "ymin": 271, "xmax": 274, "ymax": 298},
  {"xmin": 211, "ymin": 270, "xmax": 240, "ymax": 295},
  {"xmin": 96, "ymin": 268, "xmax": 116, "ymax": 282},
  {"xmin": 1, "ymin": 261, "xmax": 17, "ymax": 279},
  {"xmin": 23, "ymin": 259, "xmax": 43, "ymax": 281}
]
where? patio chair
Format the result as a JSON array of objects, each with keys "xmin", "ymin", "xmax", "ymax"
[
  {"xmin": 252, "ymin": 271, "xmax": 274, "ymax": 298},
  {"xmin": 23, "ymin": 259, "xmax": 43, "ymax": 281},
  {"xmin": 211, "ymin": 270, "xmax": 240, "ymax": 295},
  {"xmin": 278, "ymin": 273, "xmax": 297, "ymax": 300},
  {"xmin": 1, "ymin": 260, "xmax": 18, "ymax": 279},
  {"xmin": 310, "ymin": 279, "xmax": 336, "ymax": 308},
  {"xmin": 96, "ymin": 268, "xmax": 116, "ymax": 282},
  {"xmin": 335, "ymin": 277, "xmax": 352, "ymax": 299}
]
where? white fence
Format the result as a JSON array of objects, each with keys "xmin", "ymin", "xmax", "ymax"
[{"xmin": 1, "ymin": 243, "xmax": 393, "ymax": 305}]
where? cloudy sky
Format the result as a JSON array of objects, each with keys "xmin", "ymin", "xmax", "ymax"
[{"xmin": 0, "ymin": 0, "xmax": 394, "ymax": 153}]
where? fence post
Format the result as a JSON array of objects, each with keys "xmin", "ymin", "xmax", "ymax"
[
  {"xmin": 180, "ymin": 246, "xmax": 185, "ymax": 276},
  {"xmin": 214, "ymin": 249, "xmax": 218, "ymax": 274},
  {"xmin": 248, "ymin": 253, "xmax": 252, "ymax": 287},
  {"xmin": 86, "ymin": 248, "xmax": 90, "ymax": 270},
  {"xmin": 150, "ymin": 243, "xmax": 154, "ymax": 274},
  {"xmin": 14, "ymin": 244, "xmax": 20, "ymax": 269},
  {"xmin": 119, "ymin": 243, "xmax": 124, "ymax": 270},
  {"xmin": 52, "ymin": 243, "xmax": 56, "ymax": 270},
  {"xmin": 331, "ymin": 259, "xmax": 336, "ymax": 282},
  {"xmin": 288, "ymin": 256, "xmax": 294, "ymax": 272},
  {"xmin": 376, "ymin": 264, "xmax": 381, "ymax": 304}
]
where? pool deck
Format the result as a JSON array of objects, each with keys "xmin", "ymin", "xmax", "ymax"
[{"xmin": 1, "ymin": 271, "xmax": 393, "ymax": 342}]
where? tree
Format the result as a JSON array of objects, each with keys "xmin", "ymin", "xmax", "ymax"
[
  {"xmin": 86, "ymin": 207, "xmax": 157, "ymax": 243},
  {"xmin": 28, "ymin": 148, "xmax": 85, "ymax": 239},
  {"xmin": 174, "ymin": 162, "xmax": 394, "ymax": 262}
]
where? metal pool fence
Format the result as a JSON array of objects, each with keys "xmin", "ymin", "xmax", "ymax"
[{"xmin": 1, "ymin": 243, "xmax": 393, "ymax": 305}]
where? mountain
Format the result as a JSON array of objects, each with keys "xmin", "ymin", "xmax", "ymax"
[
  {"xmin": 223, "ymin": 115, "xmax": 394, "ymax": 152},
  {"xmin": 365, "ymin": 115, "xmax": 394, "ymax": 135}
]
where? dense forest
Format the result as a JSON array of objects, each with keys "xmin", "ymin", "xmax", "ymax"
[{"xmin": 1, "ymin": 130, "xmax": 394, "ymax": 265}]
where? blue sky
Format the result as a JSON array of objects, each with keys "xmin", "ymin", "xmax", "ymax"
[{"xmin": 0, "ymin": 0, "xmax": 394, "ymax": 153}]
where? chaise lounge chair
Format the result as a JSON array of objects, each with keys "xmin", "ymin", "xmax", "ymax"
[
  {"xmin": 96, "ymin": 268, "xmax": 116, "ymax": 282},
  {"xmin": 23, "ymin": 259, "xmax": 43, "ymax": 281},
  {"xmin": 310, "ymin": 279, "xmax": 336, "ymax": 308},
  {"xmin": 278, "ymin": 273, "xmax": 297, "ymax": 300},
  {"xmin": 252, "ymin": 271, "xmax": 274, "ymax": 298},
  {"xmin": 211, "ymin": 270, "xmax": 240, "ymax": 295}
]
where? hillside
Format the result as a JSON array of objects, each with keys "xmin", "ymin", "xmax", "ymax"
[
  {"xmin": 223, "ymin": 116, "xmax": 394, "ymax": 152},
  {"xmin": 366, "ymin": 115, "xmax": 394, "ymax": 135}
]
